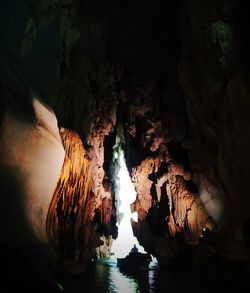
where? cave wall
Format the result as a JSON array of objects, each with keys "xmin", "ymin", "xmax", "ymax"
[
  {"xmin": 123, "ymin": 100, "xmax": 215, "ymax": 265},
  {"xmin": 0, "ymin": 98, "xmax": 65, "ymax": 288},
  {"xmin": 178, "ymin": 0, "xmax": 250, "ymax": 244},
  {"xmin": 0, "ymin": 0, "xmax": 119, "ymax": 277},
  {"xmin": 0, "ymin": 99, "xmax": 65, "ymax": 243},
  {"xmin": 46, "ymin": 102, "xmax": 117, "ymax": 273},
  {"xmin": 119, "ymin": 0, "xmax": 250, "ymax": 267},
  {"xmin": 1, "ymin": 0, "xmax": 250, "ymax": 281}
]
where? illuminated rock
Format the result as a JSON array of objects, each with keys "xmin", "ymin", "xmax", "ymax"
[{"xmin": 0, "ymin": 98, "xmax": 65, "ymax": 243}]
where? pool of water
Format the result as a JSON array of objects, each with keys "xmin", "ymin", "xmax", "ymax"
[{"xmin": 60, "ymin": 257, "xmax": 243, "ymax": 293}]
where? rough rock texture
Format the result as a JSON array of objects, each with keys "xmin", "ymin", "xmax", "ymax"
[
  {"xmin": 46, "ymin": 128, "xmax": 94, "ymax": 273},
  {"xmin": 1, "ymin": 0, "xmax": 118, "ymax": 277},
  {"xmin": 1, "ymin": 0, "xmax": 250, "ymax": 284},
  {"xmin": 86, "ymin": 99, "xmax": 118, "ymax": 259},
  {"xmin": 15, "ymin": 0, "xmax": 222, "ymax": 269},
  {"xmin": 179, "ymin": 0, "xmax": 250, "ymax": 254},
  {"xmin": 126, "ymin": 113, "xmax": 215, "ymax": 265},
  {"xmin": 46, "ymin": 101, "xmax": 117, "ymax": 273}
]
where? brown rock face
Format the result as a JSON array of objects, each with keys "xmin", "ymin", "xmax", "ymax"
[
  {"xmin": 46, "ymin": 128, "xmax": 94, "ymax": 273},
  {"xmin": 47, "ymin": 101, "xmax": 117, "ymax": 273},
  {"xmin": 129, "ymin": 140, "xmax": 214, "ymax": 266}
]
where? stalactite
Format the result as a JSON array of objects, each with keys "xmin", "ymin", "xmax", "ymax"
[
  {"xmin": 46, "ymin": 98, "xmax": 118, "ymax": 270},
  {"xmin": 131, "ymin": 144, "xmax": 216, "ymax": 262},
  {"xmin": 46, "ymin": 127, "xmax": 94, "ymax": 269}
]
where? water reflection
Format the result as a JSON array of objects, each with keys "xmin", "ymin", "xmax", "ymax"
[
  {"xmin": 108, "ymin": 266, "xmax": 139, "ymax": 293},
  {"xmin": 101, "ymin": 257, "xmax": 154, "ymax": 293},
  {"xmin": 61, "ymin": 257, "xmax": 238, "ymax": 293},
  {"xmin": 62, "ymin": 257, "xmax": 156, "ymax": 293}
]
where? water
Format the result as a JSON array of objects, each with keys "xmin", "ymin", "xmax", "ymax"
[
  {"xmin": 60, "ymin": 257, "xmax": 238, "ymax": 293},
  {"xmin": 61, "ymin": 257, "xmax": 158, "ymax": 293}
]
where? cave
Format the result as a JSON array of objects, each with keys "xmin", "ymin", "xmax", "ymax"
[{"xmin": 1, "ymin": 1, "xmax": 250, "ymax": 292}]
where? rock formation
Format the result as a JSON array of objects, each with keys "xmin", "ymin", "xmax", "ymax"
[
  {"xmin": 178, "ymin": 0, "xmax": 250, "ymax": 259},
  {"xmin": 47, "ymin": 100, "xmax": 117, "ymax": 273},
  {"xmin": 1, "ymin": 0, "xmax": 250, "ymax": 288},
  {"xmin": 0, "ymin": 98, "xmax": 65, "ymax": 289}
]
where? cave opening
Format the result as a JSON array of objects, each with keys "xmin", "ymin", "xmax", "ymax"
[{"xmin": 111, "ymin": 128, "xmax": 145, "ymax": 258}]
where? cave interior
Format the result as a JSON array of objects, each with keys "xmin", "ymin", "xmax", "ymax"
[{"xmin": 1, "ymin": 0, "xmax": 250, "ymax": 292}]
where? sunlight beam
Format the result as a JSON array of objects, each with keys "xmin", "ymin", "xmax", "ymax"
[{"xmin": 112, "ymin": 148, "xmax": 145, "ymax": 258}]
